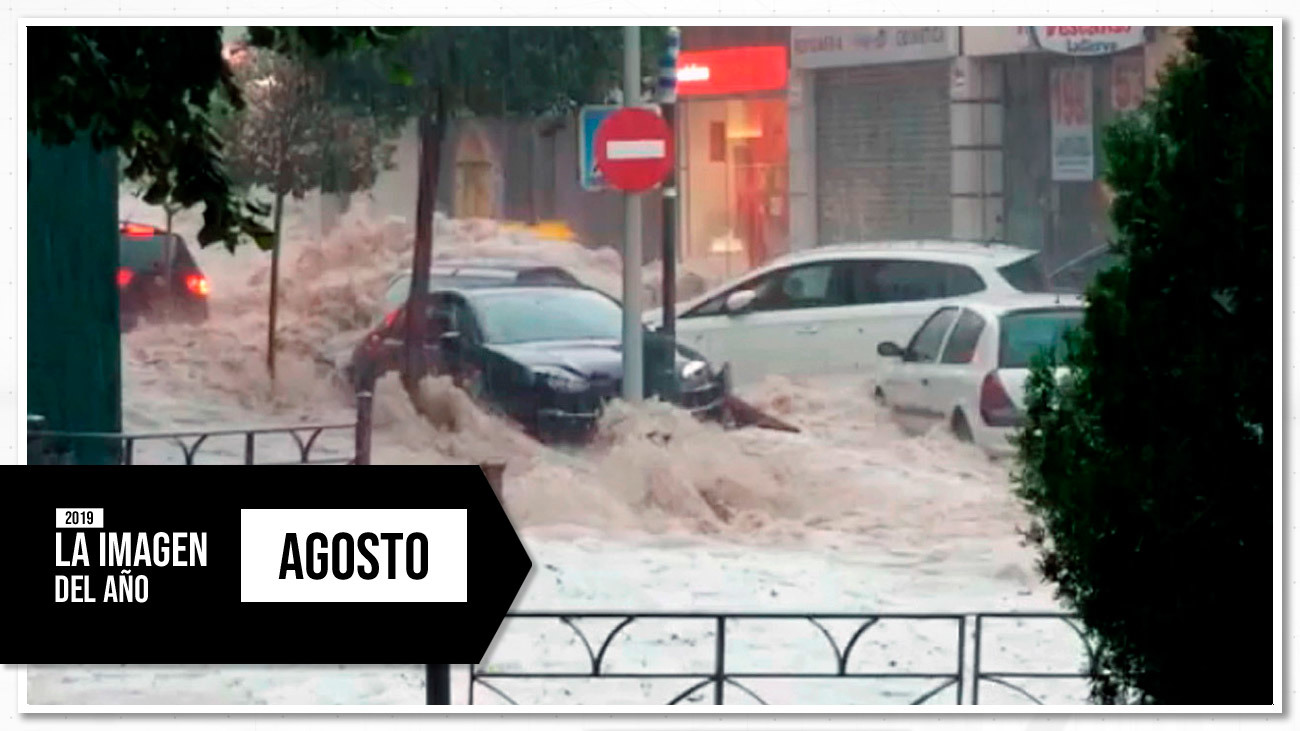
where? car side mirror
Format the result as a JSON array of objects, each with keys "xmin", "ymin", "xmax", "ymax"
[
  {"xmin": 724, "ymin": 289, "xmax": 757, "ymax": 315},
  {"xmin": 877, "ymin": 341, "xmax": 904, "ymax": 358}
]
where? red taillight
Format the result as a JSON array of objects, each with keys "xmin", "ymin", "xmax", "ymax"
[
  {"xmin": 184, "ymin": 274, "xmax": 210, "ymax": 297},
  {"xmin": 382, "ymin": 309, "xmax": 400, "ymax": 329},
  {"xmin": 122, "ymin": 223, "xmax": 157, "ymax": 237},
  {"xmin": 117, "ymin": 268, "xmax": 134, "ymax": 288},
  {"xmin": 980, "ymin": 371, "xmax": 1022, "ymax": 428}
]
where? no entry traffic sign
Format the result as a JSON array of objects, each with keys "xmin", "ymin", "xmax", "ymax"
[{"xmin": 594, "ymin": 107, "xmax": 674, "ymax": 193}]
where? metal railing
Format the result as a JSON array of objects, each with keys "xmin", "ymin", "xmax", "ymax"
[
  {"xmin": 470, "ymin": 612, "xmax": 967, "ymax": 706},
  {"xmin": 466, "ymin": 611, "xmax": 1098, "ymax": 706},
  {"xmin": 28, "ymin": 424, "xmax": 358, "ymax": 465},
  {"xmin": 27, "ymin": 394, "xmax": 372, "ymax": 466},
  {"xmin": 971, "ymin": 612, "xmax": 1099, "ymax": 705}
]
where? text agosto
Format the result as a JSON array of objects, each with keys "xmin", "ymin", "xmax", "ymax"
[{"xmin": 279, "ymin": 532, "xmax": 430, "ymax": 580}]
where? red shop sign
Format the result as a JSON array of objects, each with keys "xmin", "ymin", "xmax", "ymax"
[{"xmin": 676, "ymin": 46, "xmax": 788, "ymax": 97}]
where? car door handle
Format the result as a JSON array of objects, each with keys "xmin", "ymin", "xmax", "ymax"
[{"xmin": 795, "ymin": 325, "xmax": 820, "ymax": 335}]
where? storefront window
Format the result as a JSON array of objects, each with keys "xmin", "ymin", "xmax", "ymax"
[{"xmin": 681, "ymin": 96, "xmax": 789, "ymax": 278}]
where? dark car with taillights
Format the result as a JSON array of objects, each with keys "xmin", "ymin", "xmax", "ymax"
[
  {"xmin": 117, "ymin": 222, "xmax": 211, "ymax": 331},
  {"xmin": 349, "ymin": 286, "xmax": 730, "ymax": 439}
]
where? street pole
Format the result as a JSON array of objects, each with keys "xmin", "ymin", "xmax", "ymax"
[
  {"xmin": 266, "ymin": 190, "xmax": 285, "ymax": 380},
  {"xmin": 621, "ymin": 26, "xmax": 644, "ymax": 403},
  {"xmin": 658, "ymin": 28, "xmax": 681, "ymax": 401},
  {"xmin": 426, "ymin": 663, "xmax": 450, "ymax": 704}
]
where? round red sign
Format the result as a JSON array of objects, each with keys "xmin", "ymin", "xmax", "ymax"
[{"xmin": 594, "ymin": 107, "xmax": 674, "ymax": 193}]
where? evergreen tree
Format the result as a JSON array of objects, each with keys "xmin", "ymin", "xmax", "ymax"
[{"xmin": 1015, "ymin": 26, "xmax": 1272, "ymax": 704}]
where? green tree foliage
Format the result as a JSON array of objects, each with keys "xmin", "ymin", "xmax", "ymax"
[
  {"xmin": 217, "ymin": 45, "xmax": 397, "ymax": 376},
  {"xmin": 27, "ymin": 26, "xmax": 406, "ymax": 250},
  {"xmin": 294, "ymin": 26, "xmax": 667, "ymax": 121},
  {"xmin": 219, "ymin": 46, "xmax": 394, "ymax": 204},
  {"xmin": 1015, "ymin": 27, "xmax": 1272, "ymax": 704}
]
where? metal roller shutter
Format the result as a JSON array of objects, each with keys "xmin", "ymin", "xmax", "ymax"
[{"xmin": 815, "ymin": 62, "xmax": 952, "ymax": 243}]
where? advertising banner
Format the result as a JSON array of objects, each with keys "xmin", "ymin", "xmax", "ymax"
[{"xmin": 1050, "ymin": 65, "xmax": 1095, "ymax": 181}]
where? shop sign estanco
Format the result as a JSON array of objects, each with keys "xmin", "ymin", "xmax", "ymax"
[{"xmin": 1032, "ymin": 26, "xmax": 1146, "ymax": 56}]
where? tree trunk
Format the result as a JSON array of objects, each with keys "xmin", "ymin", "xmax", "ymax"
[
  {"xmin": 402, "ymin": 90, "xmax": 446, "ymax": 396},
  {"xmin": 267, "ymin": 190, "xmax": 286, "ymax": 380}
]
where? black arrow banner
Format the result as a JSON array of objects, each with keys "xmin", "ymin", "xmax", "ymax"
[{"xmin": 3, "ymin": 465, "xmax": 532, "ymax": 663}]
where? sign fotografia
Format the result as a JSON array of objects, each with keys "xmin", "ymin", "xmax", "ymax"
[
  {"xmin": 1050, "ymin": 65, "xmax": 1095, "ymax": 181},
  {"xmin": 1033, "ymin": 26, "xmax": 1146, "ymax": 56},
  {"xmin": 5, "ymin": 466, "xmax": 531, "ymax": 662}
]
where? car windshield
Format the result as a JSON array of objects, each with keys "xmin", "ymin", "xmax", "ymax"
[
  {"xmin": 999, "ymin": 308, "xmax": 1085, "ymax": 368},
  {"xmin": 474, "ymin": 289, "xmax": 623, "ymax": 345},
  {"xmin": 119, "ymin": 234, "xmax": 170, "ymax": 271},
  {"xmin": 997, "ymin": 254, "xmax": 1050, "ymax": 293}
]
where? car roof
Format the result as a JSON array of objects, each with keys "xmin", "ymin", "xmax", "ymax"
[
  {"xmin": 426, "ymin": 258, "xmax": 571, "ymax": 273},
  {"xmin": 388, "ymin": 260, "xmax": 576, "ymax": 286},
  {"xmin": 951, "ymin": 292, "xmax": 1087, "ymax": 317},
  {"xmin": 773, "ymin": 240, "xmax": 1037, "ymax": 268},
  {"xmin": 445, "ymin": 284, "xmax": 613, "ymax": 301}
]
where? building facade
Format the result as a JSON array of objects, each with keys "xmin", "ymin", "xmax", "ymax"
[
  {"xmin": 782, "ymin": 25, "xmax": 1185, "ymax": 272},
  {"xmin": 788, "ymin": 26, "xmax": 960, "ymax": 253}
]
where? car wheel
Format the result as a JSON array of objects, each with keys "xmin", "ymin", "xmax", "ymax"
[{"xmin": 951, "ymin": 409, "xmax": 974, "ymax": 443}]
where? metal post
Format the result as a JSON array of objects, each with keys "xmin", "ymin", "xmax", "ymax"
[
  {"xmin": 426, "ymin": 663, "xmax": 450, "ymax": 704},
  {"xmin": 354, "ymin": 389, "xmax": 374, "ymax": 466},
  {"xmin": 27, "ymin": 414, "xmax": 46, "ymax": 465},
  {"xmin": 713, "ymin": 616, "xmax": 725, "ymax": 704},
  {"xmin": 267, "ymin": 191, "xmax": 285, "ymax": 380},
  {"xmin": 658, "ymin": 27, "xmax": 681, "ymax": 402},
  {"xmin": 621, "ymin": 25, "xmax": 644, "ymax": 403},
  {"xmin": 956, "ymin": 615, "xmax": 966, "ymax": 705}
]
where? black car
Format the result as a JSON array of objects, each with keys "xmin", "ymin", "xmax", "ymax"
[
  {"xmin": 381, "ymin": 259, "xmax": 583, "ymax": 308},
  {"xmin": 342, "ymin": 260, "xmax": 587, "ymax": 384},
  {"xmin": 352, "ymin": 286, "xmax": 729, "ymax": 439},
  {"xmin": 118, "ymin": 223, "xmax": 211, "ymax": 331}
]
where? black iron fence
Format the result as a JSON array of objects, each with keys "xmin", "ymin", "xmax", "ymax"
[
  {"xmin": 972, "ymin": 612, "xmax": 1100, "ymax": 705},
  {"xmin": 27, "ymin": 394, "xmax": 373, "ymax": 466},
  {"xmin": 465, "ymin": 611, "xmax": 1098, "ymax": 706}
]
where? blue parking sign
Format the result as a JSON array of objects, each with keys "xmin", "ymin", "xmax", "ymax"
[{"xmin": 578, "ymin": 105, "xmax": 618, "ymax": 191}]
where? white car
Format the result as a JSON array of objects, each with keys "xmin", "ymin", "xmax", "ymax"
[
  {"xmin": 644, "ymin": 241, "xmax": 1051, "ymax": 387},
  {"xmin": 874, "ymin": 293, "xmax": 1085, "ymax": 456}
]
